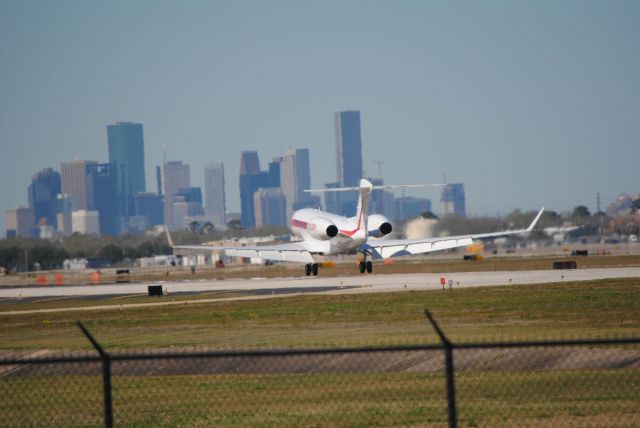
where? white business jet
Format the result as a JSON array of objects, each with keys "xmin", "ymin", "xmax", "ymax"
[{"xmin": 166, "ymin": 179, "xmax": 544, "ymax": 276}]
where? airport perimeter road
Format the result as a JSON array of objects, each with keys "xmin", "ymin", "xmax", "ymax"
[{"xmin": 1, "ymin": 267, "xmax": 638, "ymax": 299}]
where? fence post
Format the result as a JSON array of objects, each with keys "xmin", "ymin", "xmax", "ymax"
[
  {"xmin": 424, "ymin": 309, "xmax": 457, "ymax": 428},
  {"xmin": 78, "ymin": 322, "xmax": 113, "ymax": 428}
]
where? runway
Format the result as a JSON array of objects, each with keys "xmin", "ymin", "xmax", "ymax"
[{"xmin": 1, "ymin": 267, "xmax": 638, "ymax": 299}]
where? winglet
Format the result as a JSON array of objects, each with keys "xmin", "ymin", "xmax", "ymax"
[
  {"xmin": 526, "ymin": 207, "xmax": 545, "ymax": 232},
  {"xmin": 165, "ymin": 225, "xmax": 176, "ymax": 248}
]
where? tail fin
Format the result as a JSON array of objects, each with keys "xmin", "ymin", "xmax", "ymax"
[
  {"xmin": 331, "ymin": 179, "xmax": 373, "ymax": 238},
  {"xmin": 354, "ymin": 179, "xmax": 374, "ymax": 236}
]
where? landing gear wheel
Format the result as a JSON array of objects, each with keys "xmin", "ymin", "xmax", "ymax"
[
  {"xmin": 305, "ymin": 264, "xmax": 311, "ymax": 276},
  {"xmin": 366, "ymin": 261, "xmax": 373, "ymax": 273},
  {"xmin": 312, "ymin": 263, "xmax": 319, "ymax": 276},
  {"xmin": 359, "ymin": 261, "xmax": 366, "ymax": 274}
]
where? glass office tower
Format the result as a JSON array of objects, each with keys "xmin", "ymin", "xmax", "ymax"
[{"xmin": 107, "ymin": 122, "xmax": 146, "ymax": 219}]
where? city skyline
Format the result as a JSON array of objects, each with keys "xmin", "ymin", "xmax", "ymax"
[
  {"xmin": 1, "ymin": 2, "xmax": 639, "ymax": 235},
  {"xmin": 4, "ymin": 125, "xmax": 639, "ymax": 238}
]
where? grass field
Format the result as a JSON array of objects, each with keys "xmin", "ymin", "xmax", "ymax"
[
  {"xmin": 1, "ymin": 278, "xmax": 639, "ymax": 427},
  {"xmin": 2, "ymin": 369, "xmax": 638, "ymax": 427},
  {"xmin": 1, "ymin": 278, "xmax": 639, "ymax": 350}
]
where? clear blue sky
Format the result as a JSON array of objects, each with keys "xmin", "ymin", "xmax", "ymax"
[{"xmin": 1, "ymin": 0, "xmax": 639, "ymax": 234}]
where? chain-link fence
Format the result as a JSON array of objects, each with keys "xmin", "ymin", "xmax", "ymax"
[{"xmin": 1, "ymin": 312, "xmax": 639, "ymax": 427}]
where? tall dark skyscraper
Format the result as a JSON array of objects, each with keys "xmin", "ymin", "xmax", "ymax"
[
  {"xmin": 335, "ymin": 111, "xmax": 363, "ymax": 187},
  {"xmin": 28, "ymin": 168, "xmax": 61, "ymax": 228},
  {"xmin": 86, "ymin": 163, "xmax": 118, "ymax": 236},
  {"xmin": 239, "ymin": 151, "xmax": 260, "ymax": 176},
  {"xmin": 268, "ymin": 157, "xmax": 282, "ymax": 188},
  {"xmin": 334, "ymin": 111, "xmax": 363, "ymax": 216},
  {"xmin": 107, "ymin": 122, "xmax": 146, "ymax": 218}
]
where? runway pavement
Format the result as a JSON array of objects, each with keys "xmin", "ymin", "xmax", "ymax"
[{"xmin": 1, "ymin": 267, "xmax": 638, "ymax": 299}]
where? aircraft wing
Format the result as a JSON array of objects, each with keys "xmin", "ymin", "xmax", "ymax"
[
  {"xmin": 166, "ymin": 229, "xmax": 315, "ymax": 263},
  {"xmin": 362, "ymin": 207, "xmax": 544, "ymax": 259}
]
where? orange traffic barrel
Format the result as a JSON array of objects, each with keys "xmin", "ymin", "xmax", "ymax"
[{"xmin": 91, "ymin": 271, "xmax": 101, "ymax": 284}]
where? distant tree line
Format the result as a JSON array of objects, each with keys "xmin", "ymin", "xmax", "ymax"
[
  {"xmin": 432, "ymin": 206, "xmax": 615, "ymax": 238},
  {"xmin": 0, "ymin": 223, "xmax": 292, "ymax": 272},
  {"xmin": 0, "ymin": 234, "xmax": 172, "ymax": 272}
]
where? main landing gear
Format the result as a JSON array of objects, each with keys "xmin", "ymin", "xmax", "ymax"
[
  {"xmin": 358, "ymin": 251, "xmax": 373, "ymax": 274},
  {"xmin": 305, "ymin": 263, "xmax": 319, "ymax": 276},
  {"xmin": 358, "ymin": 260, "xmax": 373, "ymax": 274}
]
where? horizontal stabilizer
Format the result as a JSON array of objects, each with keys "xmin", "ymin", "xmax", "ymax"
[{"xmin": 305, "ymin": 183, "xmax": 445, "ymax": 193}]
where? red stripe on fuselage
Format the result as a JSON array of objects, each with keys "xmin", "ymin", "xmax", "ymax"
[
  {"xmin": 339, "ymin": 207, "xmax": 363, "ymax": 237},
  {"xmin": 290, "ymin": 219, "xmax": 308, "ymax": 229}
]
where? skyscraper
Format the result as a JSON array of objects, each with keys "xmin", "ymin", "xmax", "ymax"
[
  {"xmin": 335, "ymin": 111, "xmax": 363, "ymax": 187},
  {"xmin": 254, "ymin": 188, "xmax": 287, "ymax": 228},
  {"xmin": 174, "ymin": 187, "xmax": 204, "ymax": 217},
  {"xmin": 27, "ymin": 168, "xmax": 61, "ymax": 229},
  {"xmin": 441, "ymin": 183, "xmax": 466, "ymax": 218},
  {"xmin": 268, "ymin": 157, "xmax": 282, "ymax": 188},
  {"xmin": 133, "ymin": 193, "xmax": 164, "ymax": 227},
  {"xmin": 86, "ymin": 163, "xmax": 118, "ymax": 235},
  {"xmin": 203, "ymin": 162, "xmax": 226, "ymax": 227},
  {"xmin": 160, "ymin": 161, "xmax": 191, "ymax": 230},
  {"xmin": 334, "ymin": 111, "xmax": 363, "ymax": 216},
  {"xmin": 280, "ymin": 149, "xmax": 311, "ymax": 219},
  {"xmin": 368, "ymin": 178, "xmax": 395, "ymax": 220},
  {"xmin": 239, "ymin": 151, "xmax": 260, "ymax": 175},
  {"xmin": 5, "ymin": 207, "xmax": 35, "ymax": 238},
  {"xmin": 107, "ymin": 122, "xmax": 146, "ymax": 218},
  {"xmin": 239, "ymin": 151, "xmax": 269, "ymax": 228},
  {"xmin": 61, "ymin": 159, "xmax": 96, "ymax": 210},
  {"xmin": 294, "ymin": 149, "xmax": 311, "ymax": 202},
  {"xmin": 323, "ymin": 182, "xmax": 340, "ymax": 213}
]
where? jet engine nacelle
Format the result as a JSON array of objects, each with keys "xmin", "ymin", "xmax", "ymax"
[
  {"xmin": 308, "ymin": 217, "xmax": 339, "ymax": 240},
  {"xmin": 367, "ymin": 214, "xmax": 393, "ymax": 238}
]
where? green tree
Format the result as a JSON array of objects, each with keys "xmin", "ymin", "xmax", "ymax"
[
  {"xmin": 571, "ymin": 205, "xmax": 591, "ymax": 225},
  {"xmin": 504, "ymin": 209, "xmax": 531, "ymax": 229},
  {"xmin": 31, "ymin": 243, "xmax": 68, "ymax": 270},
  {"xmin": 136, "ymin": 241, "xmax": 157, "ymax": 258},
  {"xmin": 0, "ymin": 246, "xmax": 21, "ymax": 271},
  {"xmin": 63, "ymin": 233, "xmax": 102, "ymax": 259},
  {"xmin": 538, "ymin": 210, "xmax": 563, "ymax": 228},
  {"xmin": 100, "ymin": 244, "xmax": 124, "ymax": 264}
]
